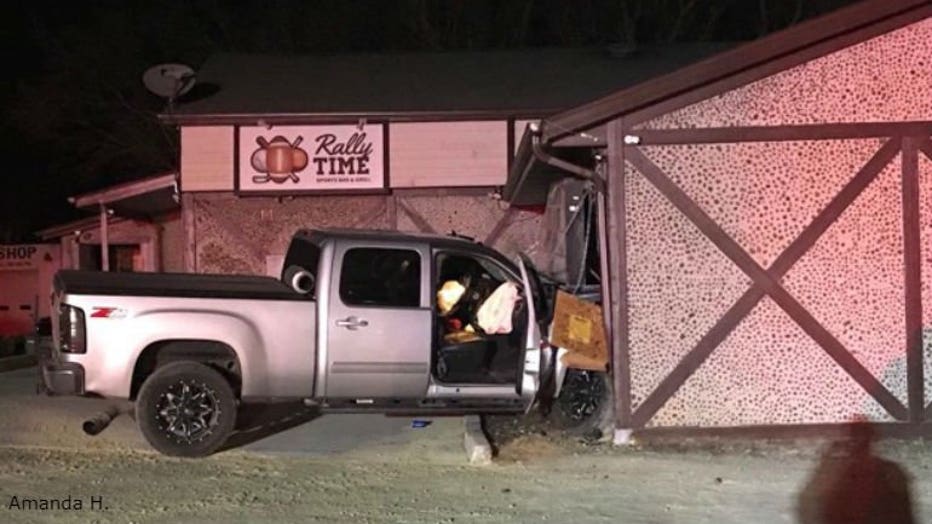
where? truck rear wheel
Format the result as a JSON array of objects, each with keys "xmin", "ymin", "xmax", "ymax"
[{"xmin": 136, "ymin": 361, "xmax": 236, "ymax": 457}]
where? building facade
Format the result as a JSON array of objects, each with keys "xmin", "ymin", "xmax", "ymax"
[{"xmin": 164, "ymin": 47, "xmax": 719, "ymax": 276}]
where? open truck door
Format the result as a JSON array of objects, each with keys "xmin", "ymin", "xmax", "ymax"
[{"xmin": 517, "ymin": 256, "xmax": 561, "ymax": 411}]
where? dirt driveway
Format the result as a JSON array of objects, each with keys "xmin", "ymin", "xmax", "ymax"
[{"xmin": 1, "ymin": 367, "xmax": 930, "ymax": 523}]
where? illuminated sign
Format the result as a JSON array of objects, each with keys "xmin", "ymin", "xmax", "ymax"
[{"xmin": 237, "ymin": 124, "xmax": 386, "ymax": 193}]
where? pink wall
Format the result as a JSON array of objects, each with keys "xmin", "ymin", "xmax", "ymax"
[
  {"xmin": 621, "ymin": 17, "xmax": 932, "ymax": 427},
  {"xmin": 639, "ymin": 19, "xmax": 932, "ymax": 129}
]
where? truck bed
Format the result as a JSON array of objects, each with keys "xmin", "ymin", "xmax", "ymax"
[{"xmin": 54, "ymin": 270, "xmax": 307, "ymax": 301}]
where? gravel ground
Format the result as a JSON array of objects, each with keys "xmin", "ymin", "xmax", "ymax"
[
  {"xmin": 1, "ymin": 431, "xmax": 931, "ymax": 523},
  {"xmin": 2, "ymin": 365, "xmax": 931, "ymax": 524}
]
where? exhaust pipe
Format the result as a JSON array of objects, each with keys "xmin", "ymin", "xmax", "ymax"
[{"xmin": 82, "ymin": 406, "xmax": 122, "ymax": 436}]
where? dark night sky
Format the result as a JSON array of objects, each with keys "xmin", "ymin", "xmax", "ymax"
[{"xmin": 0, "ymin": 0, "xmax": 858, "ymax": 242}]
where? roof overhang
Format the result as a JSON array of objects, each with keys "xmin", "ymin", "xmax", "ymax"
[
  {"xmin": 69, "ymin": 173, "xmax": 179, "ymax": 219},
  {"xmin": 503, "ymin": 123, "xmax": 602, "ymax": 207},
  {"xmin": 159, "ymin": 108, "xmax": 557, "ymax": 126}
]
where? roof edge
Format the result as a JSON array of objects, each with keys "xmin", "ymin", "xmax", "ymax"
[
  {"xmin": 543, "ymin": 0, "xmax": 932, "ymax": 143},
  {"xmin": 160, "ymin": 109, "xmax": 559, "ymax": 126},
  {"xmin": 70, "ymin": 172, "xmax": 178, "ymax": 209}
]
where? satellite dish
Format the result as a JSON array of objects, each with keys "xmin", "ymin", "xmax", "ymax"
[{"xmin": 143, "ymin": 63, "xmax": 196, "ymax": 106}]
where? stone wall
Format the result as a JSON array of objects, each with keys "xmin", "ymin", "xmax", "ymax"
[
  {"xmin": 621, "ymin": 17, "xmax": 932, "ymax": 427},
  {"xmin": 627, "ymin": 140, "xmax": 915, "ymax": 426},
  {"xmin": 190, "ymin": 192, "xmax": 541, "ymax": 275},
  {"xmin": 638, "ymin": 18, "xmax": 932, "ymax": 129}
]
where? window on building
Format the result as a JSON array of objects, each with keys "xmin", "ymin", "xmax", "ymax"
[{"xmin": 339, "ymin": 248, "xmax": 421, "ymax": 308}]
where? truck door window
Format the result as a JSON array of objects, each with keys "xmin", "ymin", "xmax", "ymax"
[{"xmin": 339, "ymin": 248, "xmax": 421, "ymax": 308}]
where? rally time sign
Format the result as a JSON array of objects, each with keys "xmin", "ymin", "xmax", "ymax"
[{"xmin": 237, "ymin": 124, "xmax": 386, "ymax": 193}]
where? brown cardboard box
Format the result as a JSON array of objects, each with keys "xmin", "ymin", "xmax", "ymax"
[{"xmin": 549, "ymin": 290, "xmax": 609, "ymax": 372}]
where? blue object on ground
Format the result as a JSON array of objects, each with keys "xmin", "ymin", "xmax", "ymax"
[{"xmin": 411, "ymin": 419, "xmax": 432, "ymax": 428}]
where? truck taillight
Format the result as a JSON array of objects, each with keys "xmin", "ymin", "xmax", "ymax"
[{"xmin": 59, "ymin": 304, "xmax": 86, "ymax": 354}]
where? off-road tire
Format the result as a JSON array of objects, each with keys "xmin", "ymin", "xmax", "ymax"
[
  {"xmin": 549, "ymin": 370, "xmax": 614, "ymax": 439},
  {"xmin": 136, "ymin": 361, "xmax": 236, "ymax": 457}
]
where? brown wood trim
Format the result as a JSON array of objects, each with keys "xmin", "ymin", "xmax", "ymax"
[
  {"xmin": 181, "ymin": 193, "xmax": 197, "ymax": 272},
  {"xmin": 626, "ymin": 145, "xmax": 908, "ymax": 422},
  {"xmin": 551, "ymin": 124, "xmax": 607, "ymax": 148},
  {"xmin": 232, "ymin": 125, "xmax": 240, "ymax": 193},
  {"xmin": 633, "ymin": 422, "xmax": 932, "ymax": 442},
  {"xmin": 902, "ymin": 137, "xmax": 924, "ymax": 423},
  {"xmin": 632, "ymin": 121, "xmax": 932, "ymax": 145},
  {"xmin": 543, "ymin": 2, "xmax": 932, "ymax": 141},
  {"xmin": 392, "ymin": 187, "xmax": 495, "ymax": 197},
  {"xmin": 383, "ymin": 122, "xmax": 391, "ymax": 190},
  {"xmin": 356, "ymin": 200, "xmax": 388, "ymax": 229},
  {"xmin": 631, "ymin": 290, "xmax": 767, "ymax": 428},
  {"xmin": 919, "ymin": 137, "xmax": 932, "ymax": 162},
  {"xmin": 506, "ymin": 117, "xmax": 516, "ymax": 174},
  {"xmin": 622, "ymin": 0, "xmax": 926, "ymax": 130},
  {"xmin": 630, "ymin": 139, "xmax": 900, "ymax": 427},
  {"xmin": 385, "ymin": 195, "xmax": 398, "ymax": 230},
  {"xmin": 595, "ymin": 165, "xmax": 614, "ymax": 350},
  {"xmin": 396, "ymin": 200, "xmax": 437, "ymax": 234},
  {"xmin": 235, "ymin": 188, "xmax": 391, "ymax": 198},
  {"xmin": 483, "ymin": 207, "xmax": 517, "ymax": 247},
  {"xmin": 163, "ymin": 109, "xmax": 553, "ymax": 127},
  {"xmin": 606, "ymin": 119, "xmax": 633, "ymax": 429}
]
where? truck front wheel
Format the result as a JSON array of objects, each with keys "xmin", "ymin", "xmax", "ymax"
[
  {"xmin": 136, "ymin": 361, "xmax": 237, "ymax": 457},
  {"xmin": 549, "ymin": 370, "xmax": 613, "ymax": 439}
]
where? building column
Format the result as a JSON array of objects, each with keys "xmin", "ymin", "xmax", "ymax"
[{"xmin": 99, "ymin": 204, "xmax": 110, "ymax": 272}]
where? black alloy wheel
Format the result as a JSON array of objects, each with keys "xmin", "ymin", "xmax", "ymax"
[{"xmin": 137, "ymin": 361, "xmax": 236, "ymax": 457}]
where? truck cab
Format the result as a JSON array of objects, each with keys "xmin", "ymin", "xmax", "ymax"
[{"xmin": 284, "ymin": 229, "xmax": 553, "ymax": 411}]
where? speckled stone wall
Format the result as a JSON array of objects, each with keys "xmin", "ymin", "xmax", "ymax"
[
  {"xmin": 395, "ymin": 195, "xmax": 542, "ymax": 260},
  {"xmin": 627, "ymin": 138, "xmax": 924, "ymax": 427},
  {"xmin": 619, "ymin": 14, "xmax": 932, "ymax": 428},
  {"xmin": 192, "ymin": 193, "xmax": 389, "ymax": 275},
  {"xmin": 638, "ymin": 19, "xmax": 932, "ymax": 129},
  {"xmin": 191, "ymin": 192, "xmax": 539, "ymax": 275}
]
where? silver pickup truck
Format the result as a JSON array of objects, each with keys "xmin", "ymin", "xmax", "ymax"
[{"xmin": 43, "ymin": 229, "xmax": 572, "ymax": 457}]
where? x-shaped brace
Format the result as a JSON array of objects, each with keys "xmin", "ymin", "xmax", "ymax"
[{"xmin": 625, "ymin": 138, "xmax": 909, "ymax": 426}]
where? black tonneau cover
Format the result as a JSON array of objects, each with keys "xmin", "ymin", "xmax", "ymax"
[{"xmin": 54, "ymin": 270, "xmax": 307, "ymax": 301}]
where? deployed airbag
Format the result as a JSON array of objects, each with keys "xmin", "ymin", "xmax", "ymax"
[{"xmin": 476, "ymin": 282, "xmax": 520, "ymax": 334}]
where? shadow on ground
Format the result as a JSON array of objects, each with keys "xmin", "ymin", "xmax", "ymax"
[
  {"xmin": 796, "ymin": 421, "xmax": 916, "ymax": 524},
  {"xmin": 220, "ymin": 401, "xmax": 321, "ymax": 452}
]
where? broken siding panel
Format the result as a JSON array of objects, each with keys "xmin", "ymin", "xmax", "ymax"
[
  {"xmin": 181, "ymin": 126, "xmax": 235, "ymax": 191},
  {"xmin": 389, "ymin": 121, "xmax": 508, "ymax": 188}
]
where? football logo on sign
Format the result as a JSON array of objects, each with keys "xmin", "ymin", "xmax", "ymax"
[{"xmin": 250, "ymin": 136, "xmax": 309, "ymax": 184}]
